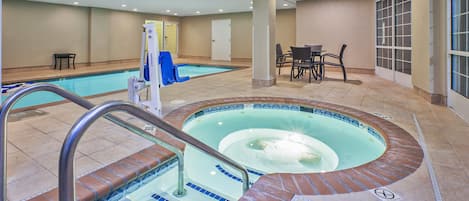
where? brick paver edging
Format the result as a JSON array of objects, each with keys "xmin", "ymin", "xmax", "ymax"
[{"xmin": 165, "ymin": 97, "xmax": 424, "ymax": 201}]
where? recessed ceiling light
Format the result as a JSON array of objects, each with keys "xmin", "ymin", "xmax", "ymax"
[
  {"xmin": 73, "ymin": 2, "xmax": 79, "ymax": 5},
  {"xmin": 133, "ymin": 8, "xmax": 138, "ymax": 12},
  {"xmin": 174, "ymin": 13, "xmax": 178, "ymax": 16},
  {"xmin": 249, "ymin": 6, "xmax": 253, "ymax": 9},
  {"xmin": 166, "ymin": 9, "xmax": 171, "ymax": 13},
  {"xmin": 196, "ymin": 11, "xmax": 201, "ymax": 14},
  {"xmin": 250, "ymin": 1, "xmax": 253, "ymax": 5},
  {"xmin": 121, "ymin": 4, "xmax": 127, "ymax": 8},
  {"xmin": 283, "ymin": 3, "xmax": 289, "ymax": 7},
  {"xmin": 218, "ymin": 9, "xmax": 224, "ymax": 12}
]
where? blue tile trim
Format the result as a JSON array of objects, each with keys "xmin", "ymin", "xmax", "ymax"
[
  {"xmin": 253, "ymin": 103, "xmax": 300, "ymax": 111},
  {"xmin": 186, "ymin": 182, "xmax": 230, "ymax": 201},
  {"xmin": 202, "ymin": 104, "xmax": 245, "ymax": 115},
  {"xmin": 101, "ymin": 158, "xmax": 178, "ymax": 201},
  {"xmin": 247, "ymin": 169, "xmax": 264, "ymax": 177},
  {"xmin": 215, "ymin": 165, "xmax": 256, "ymax": 185},
  {"xmin": 151, "ymin": 193, "xmax": 170, "ymax": 201},
  {"xmin": 367, "ymin": 127, "xmax": 386, "ymax": 146},
  {"xmin": 313, "ymin": 108, "xmax": 361, "ymax": 128}
]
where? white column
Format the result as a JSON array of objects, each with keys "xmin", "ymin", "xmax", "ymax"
[{"xmin": 252, "ymin": 0, "xmax": 276, "ymax": 87}]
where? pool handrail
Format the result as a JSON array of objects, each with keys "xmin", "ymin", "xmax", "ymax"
[
  {"xmin": 0, "ymin": 83, "xmax": 186, "ymax": 200},
  {"xmin": 59, "ymin": 101, "xmax": 250, "ymax": 201}
]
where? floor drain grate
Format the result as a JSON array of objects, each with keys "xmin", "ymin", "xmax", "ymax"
[{"xmin": 370, "ymin": 187, "xmax": 401, "ymax": 200}]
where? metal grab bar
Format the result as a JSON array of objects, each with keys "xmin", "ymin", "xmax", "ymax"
[
  {"xmin": 0, "ymin": 83, "xmax": 186, "ymax": 200},
  {"xmin": 59, "ymin": 101, "xmax": 250, "ymax": 201}
]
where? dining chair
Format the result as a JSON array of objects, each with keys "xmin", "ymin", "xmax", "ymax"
[
  {"xmin": 305, "ymin": 45, "xmax": 323, "ymax": 78},
  {"xmin": 276, "ymin": 44, "xmax": 288, "ymax": 75},
  {"xmin": 321, "ymin": 44, "xmax": 347, "ymax": 81},
  {"xmin": 290, "ymin": 46, "xmax": 319, "ymax": 83}
]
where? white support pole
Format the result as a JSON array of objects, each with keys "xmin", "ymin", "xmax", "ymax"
[{"xmin": 144, "ymin": 23, "xmax": 162, "ymax": 117}]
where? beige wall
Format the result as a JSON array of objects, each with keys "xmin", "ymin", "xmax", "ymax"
[
  {"xmin": 411, "ymin": 0, "xmax": 432, "ymax": 92},
  {"xmin": 3, "ymin": 0, "xmax": 90, "ymax": 68},
  {"xmin": 296, "ymin": 0, "xmax": 375, "ymax": 69},
  {"xmin": 3, "ymin": 0, "xmax": 178, "ymax": 68},
  {"xmin": 179, "ymin": 9, "xmax": 296, "ymax": 59}
]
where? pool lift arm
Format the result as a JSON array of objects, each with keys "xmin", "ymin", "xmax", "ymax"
[{"xmin": 128, "ymin": 23, "xmax": 163, "ymax": 117}]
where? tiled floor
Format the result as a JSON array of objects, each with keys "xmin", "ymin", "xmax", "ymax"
[{"xmin": 2, "ymin": 60, "xmax": 469, "ymax": 201}]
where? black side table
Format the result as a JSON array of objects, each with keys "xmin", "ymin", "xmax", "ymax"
[{"xmin": 54, "ymin": 53, "xmax": 76, "ymax": 70}]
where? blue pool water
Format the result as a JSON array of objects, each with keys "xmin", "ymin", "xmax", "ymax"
[
  {"xmin": 1, "ymin": 65, "xmax": 233, "ymax": 109},
  {"xmin": 122, "ymin": 103, "xmax": 386, "ymax": 201}
]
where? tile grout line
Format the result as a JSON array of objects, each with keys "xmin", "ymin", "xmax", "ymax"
[{"xmin": 412, "ymin": 113, "xmax": 442, "ymax": 201}]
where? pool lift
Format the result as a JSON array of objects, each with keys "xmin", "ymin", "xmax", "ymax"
[{"xmin": 128, "ymin": 23, "xmax": 189, "ymax": 118}]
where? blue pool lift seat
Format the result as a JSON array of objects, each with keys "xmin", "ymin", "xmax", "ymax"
[{"xmin": 144, "ymin": 51, "xmax": 190, "ymax": 85}]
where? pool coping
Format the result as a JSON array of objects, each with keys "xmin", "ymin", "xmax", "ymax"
[{"xmin": 28, "ymin": 97, "xmax": 423, "ymax": 201}]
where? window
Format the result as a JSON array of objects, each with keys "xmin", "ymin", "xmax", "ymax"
[
  {"xmin": 451, "ymin": 0, "xmax": 469, "ymax": 98},
  {"xmin": 376, "ymin": 0, "xmax": 412, "ymax": 75}
]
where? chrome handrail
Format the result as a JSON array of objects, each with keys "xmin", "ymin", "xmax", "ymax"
[
  {"xmin": 59, "ymin": 101, "xmax": 250, "ymax": 201},
  {"xmin": 0, "ymin": 83, "xmax": 186, "ymax": 200}
]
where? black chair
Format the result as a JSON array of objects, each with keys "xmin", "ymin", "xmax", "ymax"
[
  {"xmin": 276, "ymin": 44, "xmax": 290, "ymax": 75},
  {"xmin": 290, "ymin": 46, "xmax": 319, "ymax": 83},
  {"xmin": 321, "ymin": 44, "xmax": 347, "ymax": 81},
  {"xmin": 305, "ymin": 45, "xmax": 323, "ymax": 78}
]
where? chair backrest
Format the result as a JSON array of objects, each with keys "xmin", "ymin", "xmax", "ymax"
[
  {"xmin": 276, "ymin": 44, "xmax": 283, "ymax": 57},
  {"xmin": 290, "ymin": 46, "xmax": 311, "ymax": 61},
  {"xmin": 339, "ymin": 44, "xmax": 347, "ymax": 59}
]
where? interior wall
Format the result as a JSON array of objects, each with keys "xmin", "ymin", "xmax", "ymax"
[
  {"xmin": 411, "ymin": 0, "xmax": 432, "ymax": 92},
  {"xmin": 296, "ymin": 0, "xmax": 375, "ymax": 69},
  {"xmin": 179, "ymin": 9, "xmax": 296, "ymax": 59},
  {"xmin": 3, "ymin": 0, "xmax": 90, "ymax": 68},
  {"xmin": 3, "ymin": 0, "xmax": 178, "ymax": 68}
]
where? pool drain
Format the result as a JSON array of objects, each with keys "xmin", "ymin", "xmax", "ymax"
[{"xmin": 371, "ymin": 187, "xmax": 401, "ymax": 200}]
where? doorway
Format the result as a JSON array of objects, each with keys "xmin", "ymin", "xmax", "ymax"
[
  {"xmin": 211, "ymin": 19, "xmax": 231, "ymax": 61},
  {"xmin": 375, "ymin": 0, "xmax": 413, "ymax": 88},
  {"xmin": 164, "ymin": 22, "xmax": 178, "ymax": 57}
]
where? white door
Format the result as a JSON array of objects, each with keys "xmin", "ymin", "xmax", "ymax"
[
  {"xmin": 447, "ymin": 0, "xmax": 469, "ymax": 122},
  {"xmin": 375, "ymin": 0, "xmax": 412, "ymax": 88},
  {"xmin": 212, "ymin": 19, "xmax": 231, "ymax": 61}
]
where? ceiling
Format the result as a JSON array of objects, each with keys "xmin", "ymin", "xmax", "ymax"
[{"xmin": 29, "ymin": 0, "xmax": 297, "ymax": 16}]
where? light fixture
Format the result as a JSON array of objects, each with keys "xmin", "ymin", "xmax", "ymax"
[
  {"xmin": 133, "ymin": 8, "xmax": 138, "ymax": 12},
  {"xmin": 121, "ymin": 4, "xmax": 127, "ymax": 8},
  {"xmin": 73, "ymin": 1, "xmax": 79, "ymax": 5},
  {"xmin": 174, "ymin": 13, "xmax": 178, "ymax": 16},
  {"xmin": 166, "ymin": 9, "xmax": 171, "ymax": 13},
  {"xmin": 283, "ymin": 3, "xmax": 289, "ymax": 7},
  {"xmin": 250, "ymin": 1, "xmax": 253, "ymax": 4},
  {"xmin": 196, "ymin": 11, "xmax": 201, "ymax": 14},
  {"xmin": 250, "ymin": 6, "xmax": 253, "ymax": 9},
  {"xmin": 218, "ymin": 9, "xmax": 224, "ymax": 12}
]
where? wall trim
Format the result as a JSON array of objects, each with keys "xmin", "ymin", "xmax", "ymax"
[
  {"xmin": 414, "ymin": 86, "xmax": 447, "ymax": 105},
  {"xmin": 3, "ymin": 58, "xmax": 140, "ymax": 73}
]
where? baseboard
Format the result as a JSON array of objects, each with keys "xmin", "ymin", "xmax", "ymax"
[
  {"xmin": 3, "ymin": 59, "xmax": 140, "ymax": 73},
  {"xmin": 323, "ymin": 66, "xmax": 375, "ymax": 75},
  {"xmin": 414, "ymin": 86, "xmax": 447, "ymax": 106}
]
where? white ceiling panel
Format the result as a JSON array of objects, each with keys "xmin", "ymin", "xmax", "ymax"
[{"xmin": 28, "ymin": 0, "xmax": 296, "ymax": 16}]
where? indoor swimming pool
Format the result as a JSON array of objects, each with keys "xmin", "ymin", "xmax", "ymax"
[{"xmin": 1, "ymin": 65, "xmax": 234, "ymax": 109}]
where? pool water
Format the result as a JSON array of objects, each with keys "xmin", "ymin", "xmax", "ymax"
[
  {"xmin": 124, "ymin": 105, "xmax": 386, "ymax": 201},
  {"xmin": 1, "ymin": 65, "xmax": 233, "ymax": 109}
]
